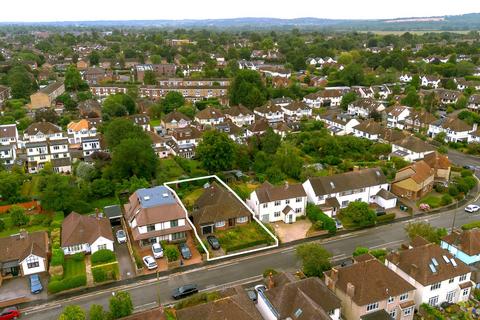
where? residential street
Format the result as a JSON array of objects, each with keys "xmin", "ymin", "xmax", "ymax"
[{"xmin": 22, "ymin": 202, "xmax": 480, "ymax": 319}]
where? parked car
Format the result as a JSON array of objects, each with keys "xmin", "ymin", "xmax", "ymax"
[
  {"xmin": 179, "ymin": 243, "xmax": 192, "ymax": 260},
  {"xmin": 465, "ymin": 205, "xmax": 480, "ymax": 213},
  {"xmin": 152, "ymin": 243, "xmax": 164, "ymax": 259},
  {"xmin": 172, "ymin": 284, "xmax": 198, "ymax": 300},
  {"xmin": 206, "ymin": 235, "xmax": 220, "ymax": 250},
  {"xmin": 29, "ymin": 274, "xmax": 43, "ymax": 294},
  {"xmin": 0, "ymin": 307, "xmax": 20, "ymax": 320},
  {"xmin": 142, "ymin": 255, "xmax": 157, "ymax": 270},
  {"xmin": 116, "ymin": 229, "xmax": 127, "ymax": 244},
  {"xmin": 335, "ymin": 219, "xmax": 343, "ymax": 229}
]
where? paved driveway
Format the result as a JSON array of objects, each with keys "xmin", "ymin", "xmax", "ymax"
[
  {"xmin": 270, "ymin": 219, "xmax": 312, "ymax": 243},
  {"xmin": 112, "ymin": 226, "xmax": 136, "ymax": 280},
  {"xmin": 0, "ymin": 273, "xmax": 48, "ymax": 306}
]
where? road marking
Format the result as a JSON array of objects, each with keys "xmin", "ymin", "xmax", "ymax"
[
  {"xmin": 134, "ymin": 302, "xmax": 157, "ymax": 310},
  {"xmin": 370, "ymin": 240, "xmax": 404, "ymax": 250}
]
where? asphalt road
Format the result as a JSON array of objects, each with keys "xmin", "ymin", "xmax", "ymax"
[
  {"xmin": 446, "ymin": 148, "xmax": 480, "ymax": 168},
  {"xmin": 23, "ymin": 201, "xmax": 480, "ymax": 320}
]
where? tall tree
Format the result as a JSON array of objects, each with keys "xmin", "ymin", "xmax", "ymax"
[
  {"xmin": 7, "ymin": 65, "xmax": 37, "ymax": 99},
  {"xmin": 229, "ymin": 70, "xmax": 267, "ymax": 109},
  {"xmin": 89, "ymin": 50, "xmax": 100, "ymax": 66},
  {"xmin": 143, "ymin": 70, "xmax": 157, "ymax": 85},
  {"xmin": 64, "ymin": 65, "xmax": 84, "ymax": 91},
  {"xmin": 111, "ymin": 138, "xmax": 158, "ymax": 180},
  {"xmin": 109, "ymin": 291, "xmax": 133, "ymax": 319},
  {"xmin": 104, "ymin": 118, "xmax": 148, "ymax": 149},
  {"xmin": 340, "ymin": 201, "xmax": 377, "ymax": 228},
  {"xmin": 58, "ymin": 305, "xmax": 86, "ymax": 320},
  {"xmin": 196, "ymin": 131, "xmax": 236, "ymax": 173},
  {"xmin": 296, "ymin": 243, "xmax": 331, "ymax": 277}
]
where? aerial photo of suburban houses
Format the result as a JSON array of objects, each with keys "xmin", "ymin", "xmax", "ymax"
[{"xmin": 2, "ymin": 1, "xmax": 480, "ymax": 319}]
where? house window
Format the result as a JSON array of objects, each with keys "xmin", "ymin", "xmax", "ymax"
[
  {"xmin": 170, "ymin": 220, "xmax": 178, "ymax": 227},
  {"xmin": 274, "ymin": 212, "xmax": 281, "ymax": 218},
  {"xmin": 459, "ymin": 274, "xmax": 467, "ymax": 282},
  {"xmin": 428, "ymin": 296, "xmax": 439, "ymax": 306},
  {"xmin": 97, "ymin": 244, "xmax": 107, "ymax": 251},
  {"xmin": 341, "ymin": 200, "xmax": 349, "ymax": 207},
  {"xmin": 403, "ymin": 307, "xmax": 413, "ymax": 316},
  {"xmin": 147, "ymin": 225, "xmax": 156, "ymax": 232},
  {"xmin": 366, "ymin": 302, "xmax": 379, "ymax": 312},
  {"xmin": 171, "ymin": 232, "xmax": 186, "ymax": 241},
  {"xmin": 430, "ymin": 282, "xmax": 441, "ymax": 291},
  {"xmin": 387, "ymin": 296, "xmax": 394, "ymax": 304},
  {"xmin": 446, "ymin": 290, "xmax": 455, "ymax": 302},
  {"xmin": 399, "ymin": 293, "xmax": 408, "ymax": 301},
  {"xmin": 296, "ymin": 197, "xmax": 302, "ymax": 202},
  {"xmin": 295, "ymin": 208, "xmax": 302, "ymax": 213},
  {"xmin": 215, "ymin": 221, "xmax": 226, "ymax": 228},
  {"xmin": 26, "ymin": 256, "xmax": 40, "ymax": 269},
  {"xmin": 262, "ymin": 203, "xmax": 268, "ymax": 208},
  {"xmin": 390, "ymin": 309, "xmax": 397, "ymax": 318},
  {"xmin": 449, "ymin": 278, "xmax": 454, "ymax": 284},
  {"xmin": 237, "ymin": 216, "xmax": 248, "ymax": 223},
  {"xmin": 274, "ymin": 201, "xmax": 281, "ymax": 206},
  {"xmin": 463, "ymin": 289, "xmax": 470, "ymax": 297},
  {"xmin": 285, "ymin": 199, "xmax": 290, "ymax": 204}
]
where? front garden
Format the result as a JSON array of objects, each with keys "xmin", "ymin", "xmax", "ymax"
[
  {"xmin": 48, "ymin": 253, "xmax": 87, "ymax": 294},
  {"xmin": 91, "ymin": 249, "xmax": 120, "ymax": 283},
  {"xmin": 215, "ymin": 222, "xmax": 276, "ymax": 253}
]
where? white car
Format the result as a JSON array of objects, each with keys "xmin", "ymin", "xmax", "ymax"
[
  {"xmin": 143, "ymin": 255, "xmax": 157, "ymax": 270},
  {"xmin": 465, "ymin": 205, "xmax": 480, "ymax": 213},
  {"xmin": 152, "ymin": 243, "xmax": 164, "ymax": 259},
  {"xmin": 116, "ymin": 229, "xmax": 127, "ymax": 244}
]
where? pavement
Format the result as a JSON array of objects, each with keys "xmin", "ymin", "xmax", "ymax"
[{"xmin": 22, "ymin": 201, "xmax": 480, "ymax": 320}]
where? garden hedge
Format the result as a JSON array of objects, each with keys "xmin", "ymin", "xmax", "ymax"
[
  {"xmin": 48, "ymin": 274, "xmax": 87, "ymax": 294},
  {"xmin": 91, "ymin": 249, "xmax": 116, "ymax": 265}
]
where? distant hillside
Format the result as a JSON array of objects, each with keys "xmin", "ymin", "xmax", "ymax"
[{"xmin": 1, "ymin": 13, "xmax": 480, "ymax": 31}]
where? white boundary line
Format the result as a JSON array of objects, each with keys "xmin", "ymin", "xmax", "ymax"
[{"xmin": 164, "ymin": 175, "xmax": 279, "ymax": 261}]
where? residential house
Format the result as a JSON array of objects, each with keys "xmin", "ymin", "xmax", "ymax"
[
  {"xmin": 246, "ymin": 181, "xmax": 307, "ymax": 223},
  {"xmin": 399, "ymin": 74, "xmax": 413, "ymax": 83},
  {"xmin": 423, "ymin": 152, "xmax": 451, "ymax": 181},
  {"xmin": 147, "ymin": 131, "xmax": 171, "ymax": 158},
  {"xmin": 61, "ymin": 212, "xmax": 114, "ymax": 255},
  {"xmin": 26, "ymin": 137, "xmax": 71, "ymax": 173},
  {"xmin": 435, "ymin": 89, "xmax": 460, "ymax": 105},
  {"xmin": 468, "ymin": 94, "xmax": 480, "ymax": 112},
  {"xmin": 281, "ymin": 101, "xmax": 312, "ymax": 120},
  {"xmin": 78, "ymin": 99, "xmax": 102, "ymax": 118},
  {"xmin": 379, "ymin": 129, "xmax": 408, "ymax": 145},
  {"xmin": 134, "ymin": 64, "xmax": 176, "ymax": 82},
  {"xmin": 140, "ymin": 84, "xmax": 228, "ymax": 103},
  {"xmin": 404, "ymin": 110, "xmax": 437, "ymax": 132},
  {"xmin": 386, "ymin": 237, "xmax": 473, "ymax": 308},
  {"xmin": 390, "ymin": 136, "xmax": 435, "ymax": 162},
  {"xmin": 352, "ymin": 120, "xmax": 384, "ymax": 141},
  {"xmin": 324, "ymin": 254, "xmax": 416, "ymax": 320},
  {"xmin": 224, "ymin": 105, "xmax": 255, "ymax": 127},
  {"xmin": 428, "ymin": 117, "xmax": 474, "ymax": 143},
  {"xmin": 0, "ymin": 124, "xmax": 19, "ymax": 167},
  {"xmin": 169, "ymin": 126, "xmax": 202, "ymax": 159},
  {"xmin": 303, "ymin": 89, "xmax": 345, "ymax": 108},
  {"xmin": 0, "ymin": 231, "xmax": 49, "ymax": 281},
  {"xmin": 76, "ymin": 60, "xmax": 88, "ymax": 70},
  {"xmin": 391, "ymin": 160, "xmax": 434, "ymax": 200},
  {"xmin": 191, "ymin": 182, "xmax": 251, "ymax": 235},
  {"xmin": 90, "ymin": 85, "xmax": 128, "ymax": 98},
  {"xmin": 353, "ymin": 86, "xmax": 375, "ymax": 99},
  {"xmin": 254, "ymin": 102, "xmax": 284, "ymax": 123},
  {"xmin": 372, "ymin": 85, "xmax": 392, "ymax": 100},
  {"xmin": 195, "ymin": 107, "xmax": 225, "ymax": 126},
  {"xmin": 29, "ymin": 81, "xmax": 65, "ymax": 109},
  {"xmin": 303, "ymin": 168, "xmax": 396, "ymax": 217},
  {"xmin": 130, "ymin": 114, "xmax": 151, "ymax": 132},
  {"xmin": 81, "ymin": 135, "xmax": 105, "ymax": 159},
  {"xmin": 67, "ymin": 119, "xmax": 100, "ymax": 144},
  {"xmin": 83, "ymin": 67, "xmax": 113, "ymax": 85},
  {"xmin": 161, "ymin": 111, "xmax": 192, "ymax": 132},
  {"xmin": 271, "ymin": 96, "xmax": 293, "ymax": 107},
  {"xmin": 421, "ymin": 76, "xmax": 441, "ymax": 89},
  {"xmin": 246, "ymin": 118, "xmax": 270, "ymax": 137},
  {"xmin": 319, "ymin": 111, "xmax": 360, "ymax": 136},
  {"xmin": 124, "ymin": 186, "xmax": 192, "ymax": 246},
  {"xmin": 23, "ymin": 121, "xmax": 64, "ymax": 143},
  {"xmin": 256, "ymin": 272, "xmax": 341, "ymax": 320},
  {"xmin": 0, "ymin": 85, "xmax": 11, "ymax": 107},
  {"xmin": 441, "ymin": 229, "xmax": 480, "ymax": 265},
  {"xmin": 387, "ymin": 106, "xmax": 411, "ymax": 130},
  {"xmin": 348, "ymin": 98, "xmax": 385, "ymax": 118}
]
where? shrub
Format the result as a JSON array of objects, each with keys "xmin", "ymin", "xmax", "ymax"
[
  {"xmin": 92, "ymin": 263, "xmax": 119, "ymax": 283},
  {"xmin": 353, "ymin": 247, "xmax": 369, "ymax": 256},
  {"xmin": 440, "ymin": 194, "xmax": 453, "ymax": 206},
  {"xmin": 370, "ymin": 249, "xmax": 387, "ymax": 261},
  {"xmin": 72, "ymin": 252, "xmax": 85, "ymax": 262},
  {"xmin": 164, "ymin": 245, "xmax": 180, "ymax": 262},
  {"xmin": 262, "ymin": 268, "xmax": 278, "ymax": 278},
  {"xmin": 461, "ymin": 169, "xmax": 474, "ymax": 177},
  {"xmin": 175, "ymin": 292, "xmax": 221, "ymax": 310},
  {"xmin": 0, "ymin": 219, "xmax": 5, "ymax": 232},
  {"xmin": 48, "ymin": 274, "xmax": 87, "ymax": 294},
  {"xmin": 306, "ymin": 204, "xmax": 336, "ymax": 234},
  {"xmin": 376, "ymin": 213, "xmax": 395, "ymax": 223},
  {"xmin": 462, "ymin": 221, "xmax": 480, "ymax": 230},
  {"xmin": 92, "ymin": 267, "xmax": 107, "ymax": 283},
  {"xmin": 30, "ymin": 214, "xmax": 46, "ymax": 226},
  {"xmin": 51, "ymin": 249, "xmax": 65, "ymax": 267},
  {"xmin": 10, "ymin": 206, "xmax": 29, "ymax": 226},
  {"xmin": 448, "ymin": 185, "xmax": 460, "ymax": 197},
  {"xmin": 91, "ymin": 249, "xmax": 116, "ymax": 265}
]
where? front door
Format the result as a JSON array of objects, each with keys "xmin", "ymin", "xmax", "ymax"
[
  {"xmin": 228, "ymin": 218, "xmax": 235, "ymax": 227},
  {"xmin": 288, "ymin": 214, "xmax": 293, "ymax": 224}
]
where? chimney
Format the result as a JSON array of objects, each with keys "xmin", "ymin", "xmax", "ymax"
[
  {"xmin": 346, "ymin": 282, "xmax": 355, "ymax": 298},
  {"xmin": 330, "ymin": 268, "xmax": 339, "ymax": 284},
  {"xmin": 267, "ymin": 272, "xmax": 275, "ymax": 290},
  {"xmin": 410, "ymin": 264, "xmax": 419, "ymax": 278},
  {"xmin": 284, "ymin": 181, "xmax": 289, "ymax": 190}
]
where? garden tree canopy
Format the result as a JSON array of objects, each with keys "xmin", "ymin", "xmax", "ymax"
[
  {"xmin": 142, "ymin": 70, "xmax": 157, "ymax": 85},
  {"xmin": 340, "ymin": 201, "xmax": 377, "ymax": 228},
  {"xmin": 89, "ymin": 50, "xmax": 100, "ymax": 66},
  {"xmin": 35, "ymin": 108, "xmax": 59, "ymax": 124},
  {"xmin": 64, "ymin": 65, "xmax": 86, "ymax": 91},
  {"xmin": 0, "ymin": 170, "xmax": 25, "ymax": 203},
  {"xmin": 340, "ymin": 91, "xmax": 358, "ymax": 111},
  {"xmin": 7, "ymin": 65, "xmax": 37, "ymax": 99},
  {"xmin": 340, "ymin": 63, "xmax": 365, "ymax": 86},
  {"xmin": 111, "ymin": 138, "xmax": 158, "ymax": 181},
  {"xmin": 401, "ymin": 87, "xmax": 421, "ymax": 108},
  {"xmin": 196, "ymin": 130, "xmax": 236, "ymax": 173},
  {"xmin": 58, "ymin": 305, "xmax": 86, "ymax": 320},
  {"xmin": 229, "ymin": 69, "xmax": 267, "ymax": 109},
  {"xmin": 39, "ymin": 174, "xmax": 77, "ymax": 213},
  {"xmin": 296, "ymin": 243, "xmax": 331, "ymax": 277},
  {"xmin": 160, "ymin": 91, "xmax": 185, "ymax": 114},
  {"xmin": 56, "ymin": 93, "xmax": 78, "ymax": 112},
  {"xmin": 88, "ymin": 305, "xmax": 107, "ymax": 320},
  {"xmin": 104, "ymin": 118, "xmax": 148, "ymax": 149},
  {"xmin": 109, "ymin": 291, "xmax": 133, "ymax": 319},
  {"xmin": 404, "ymin": 221, "xmax": 447, "ymax": 244},
  {"xmin": 102, "ymin": 93, "xmax": 136, "ymax": 119},
  {"xmin": 259, "ymin": 128, "xmax": 281, "ymax": 154},
  {"xmin": 273, "ymin": 144, "xmax": 303, "ymax": 180},
  {"xmin": 9, "ymin": 206, "xmax": 29, "ymax": 227}
]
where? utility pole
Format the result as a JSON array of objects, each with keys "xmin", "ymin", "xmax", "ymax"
[{"xmin": 451, "ymin": 199, "xmax": 459, "ymax": 233}]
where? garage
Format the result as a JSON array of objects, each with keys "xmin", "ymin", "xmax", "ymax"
[
  {"xmin": 201, "ymin": 224, "xmax": 214, "ymax": 235},
  {"xmin": 103, "ymin": 205, "xmax": 123, "ymax": 226}
]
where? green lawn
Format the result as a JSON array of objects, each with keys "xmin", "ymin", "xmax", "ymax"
[
  {"xmin": 0, "ymin": 211, "xmax": 64, "ymax": 237},
  {"xmin": 150, "ymin": 119, "xmax": 161, "ymax": 127},
  {"xmin": 157, "ymin": 158, "xmax": 185, "ymax": 182},
  {"xmin": 91, "ymin": 197, "xmax": 121, "ymax": 211},
  {"xmin": 21, "ymin": 175, "xmax": 42, "ymax": 198},
  {"xmin": 417, "ymin": 195, "xmax": 442, "ymax": 208},
  {"xmin": 215, "ymin": 222, "xmax": 275, "ymax": 253},
  {"xmin": 182, "ymin": 188, "xmax": 204, "ymax": 209},
  {"xmin": 63, "ymin": 257, "xmax": 86, "ymax": 278}
]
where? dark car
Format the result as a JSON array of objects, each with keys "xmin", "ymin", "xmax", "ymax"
[
  {"xmin": 179, "ymin": 243, "xmax": 192, "ymax": 260},
  {"xmin": 172, "ymin": 284, "xmax": 198, "ymax": 300},
  {"xmin": 29, "ymin": 274, "xmax": 43, "ymax": 294},
  {"xmin": 0, "ymin": 307, "xmax": 20, "ymax": 320},
  {"xmin": 206, "ymin": 235, "xmax": 221, "ymax": 250}
]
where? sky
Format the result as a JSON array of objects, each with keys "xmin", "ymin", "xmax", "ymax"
[{"xmin": 0, "ymin": 0, "xmax": 479, "ymax": 22}]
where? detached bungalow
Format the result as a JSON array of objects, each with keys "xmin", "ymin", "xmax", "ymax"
[{"xmin": 61, "ymin": 212, "xmax": 114, "ymax": 255}]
